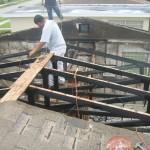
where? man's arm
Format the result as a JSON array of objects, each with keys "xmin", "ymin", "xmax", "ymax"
[{"xmin": 29, "ymin": 42, "xmax": 46, "ymax": 57}]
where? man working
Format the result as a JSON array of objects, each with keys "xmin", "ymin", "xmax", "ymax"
[
  {"xmin": 29, "ymin": 15, "xmax": 66, "ymax": 87},
  {"xmin": 42, "ymin": 0, "xmax": 63, "ymax": 20}
]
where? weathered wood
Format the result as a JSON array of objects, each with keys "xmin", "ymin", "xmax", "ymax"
[
  {"xmin": 43, "ymin": 68, "xmax": 150, "ymax": 97},
  {"xmin": 41, "ymin": 71, "xmax": 50, "ymax": 107},
  {"xmin": 29, "ymin": 85, "xmax": 150, "ymax": 121},
  {"xmin": 0, "ymin": 54, "xmax": 53, "ymax": 103}
]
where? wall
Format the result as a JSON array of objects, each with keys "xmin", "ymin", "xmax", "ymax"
[
  {"xmin": 0, "ymin": 41, "xmax": 37, "ymax": 55},
  {"xmin": 99, "ymin": 17, "xmax": 149, "ymax": 31},
  {"xmin": 10, "ymin": 17, "xmax": 62, "ymax": 32},
  {"xmin": 9, "ymin": 16, "xmax": 150, "ymax": 32}
]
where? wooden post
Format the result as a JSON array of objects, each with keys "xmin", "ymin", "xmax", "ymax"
[
  {"xmin": 41, "ymin": 71, "xmax": 50, "ymax": 108},
  {"xmin": 26, "ymin": 89, "xmax": 36, "ymax": 105},
  {"xmin": 140, "ymin": 67, "xmax": 144, "ymax": 75},
  {"xmin": 144, "ymin": 82, "xmax": 150, "ymax": 113},
  {"xmin": 52, "ymin": 61, "xmax": 59, "ymax": 91}
]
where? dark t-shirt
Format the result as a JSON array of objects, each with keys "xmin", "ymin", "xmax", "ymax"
[{"xmin": 45, "ymin": 0, "xmax": 57, "ymax": 6}]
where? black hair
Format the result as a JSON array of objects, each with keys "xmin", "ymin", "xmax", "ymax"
[{"xmin": 34, "ymin": 15, "xmax": 44, "ymax": 24}]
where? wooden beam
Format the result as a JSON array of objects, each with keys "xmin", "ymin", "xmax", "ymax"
[
  {"xmin": 0, "ymin": 71, "xmax": 24, "ymax": 80},
  {"xmin": 0, "ymin": 88, "xmax": 10, "ymax": 96},
  {"xmin": 43, "ymin": 68, "xmax": 150, "ymax": 96},
  {"xmin": 0, "ymin": 54, "xmax": 53, "ymax": 103},
  {"xmin": 29, "ymin": 85, "xmax": 150, "ymax": 121},
  {"xmin": 67, "ymin": 44, "xmax": 150, "ymax": 68},
  {"xmin": 104, "ymin": 120, "xmax": 150, "ymax": 127},
  {"xmin": 0, "ymin": 58, "xmax": 35, "ymax": 68},
  {"xmin": 53, "ymin": 55, "xmax": 150, "ymax": 82}
]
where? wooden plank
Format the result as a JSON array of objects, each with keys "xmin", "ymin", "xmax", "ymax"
[{"xmin": 1, "ymin": 54, "xmax": 53, "ymax": 103}]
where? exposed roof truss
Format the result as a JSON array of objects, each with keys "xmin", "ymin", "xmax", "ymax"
[{"xmin": 0, "ymin": 45, "xmax": 150, "ymax": 132}]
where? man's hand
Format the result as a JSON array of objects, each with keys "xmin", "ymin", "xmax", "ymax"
[
  {"xmin": 29, "ymin": 42, "xmax": 46, "ymax": 57},
  {"xmin": 29, "ymin": 50, "xmax": 35, "ymax": 57}
]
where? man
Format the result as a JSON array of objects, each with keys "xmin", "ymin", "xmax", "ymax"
[
  {"xmin": 29, "ymin": 15, "xmax": 66, "ymax": 87},
  {"xmin": 42, "ymin": 0, "xmax": 63, "ymax": 20}
]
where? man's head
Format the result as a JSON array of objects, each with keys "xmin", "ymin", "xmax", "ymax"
[{"xmin": 34, "ymin": 15, "xmax": 45, "ymax": 28}]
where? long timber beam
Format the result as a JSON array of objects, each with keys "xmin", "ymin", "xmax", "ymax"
[
  {"xmin": 59, "ymin": 79, "xmax": 141, "ymax": 93},
  {"xmin": 0, "ymin": 58, "xmax": 36, "ymax": 68},
  {"xmin": 29, "ymin": 85, "xmax": 150, "ymax": 121},
  {"xmin": 126, "ymin": 127, "xmax": 150, "ymax": 133},
  {"xmin": 0, "ymin": 51, "xmax": 28, "ymax": 61},
  {"xmin": 0, "ymin": 88, "xmax": 10, "ymax": 96},
  {"xmin": 78, "ymin": 64, "xmax": 139, "ymax": 75},
  {"xmin": 62, "ymin": 109, "xmax": 126, "ymax": 117},
  {"xmin": 53, "ymin": 55, "xmax": 150, "ymax": 82},
  {"xmin": 104, "ymin": 120, "xmax": 150, "ymax": 127},
  {"xmin": 43, "ymin": 68, "xmax": 150, "ymax": 97},
  {"xmin": 0, "ymin": 49, "xmax": 45, "ymax": 61},
  {"xmin": 72, "ymin": 91, "xmax": 129, "ymax": 98},
  {"xmin": 98, "ymin": 95, "xmax": 145, "ymax": 104},
  {"xmin": 67, "ymin": 44, "xmax": 150, "ymax": 68},
  {"xmin": 0, "ymin": 71, "xmax": 24, "ymax": 80}
]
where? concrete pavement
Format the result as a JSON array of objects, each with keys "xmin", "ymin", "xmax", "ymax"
[{"xmin": 0, "ymin": 0, "xmax": 41, "ymax": 15}]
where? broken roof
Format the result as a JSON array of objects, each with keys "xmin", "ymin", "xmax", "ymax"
[{"xmin": 0, "ymin": 16, "xmax": 150, "ymax": 149}]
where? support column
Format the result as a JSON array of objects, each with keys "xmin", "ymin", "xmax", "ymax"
[
  {"xmin": 52, "ymin": 61, "xmax": 59, "ymax": 91},
  {"xmin": 144, "ymin": 82, "xmax": 150, "ymax": 113},
  {"xmin": 41, "ymin": 71, "xmax": 50, "ymax": 108},
  {"xmin": 26, "ymin": 89, "xmax": 36, "ymax": 105}
]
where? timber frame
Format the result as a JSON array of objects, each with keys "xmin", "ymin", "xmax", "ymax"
[{"xmin": 0, "ymin": 44, "xmax": 150, "ymax": 132}]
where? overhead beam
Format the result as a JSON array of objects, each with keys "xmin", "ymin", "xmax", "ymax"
[
  {"xmin": 0, "ymin": 88, "xmax": 10, "ymax": 96},
  {"xmin": 67, "ymin": 44, "xmax": 150, "ymax": 68},
  {"xmin": 43, "ymin": 68, "xmax": 150, "ymax": 96},
  {"xmin": 104, "ymin": 120, "xmax": 150, "ymax": 127},
  {"xmin": 0, "ymin": 51, "xmax": 28, "ymax": 61},
  {"xmin": 62, "ymin": 109, "xmax": 126, "ymax": 117},
  {"xmin": 0, "ymin": 49, "xmax": 45, "ymax": 62},
  {"xmin": 126, "ymin": 127, "xmax": 150, "ymax": 133},
  {"xmin": 78, "ymin": 64, "xmax": 139, "ymax": 76},
  {"xmin": 98, "ymin": 95, "xmax": 145, "ymax": 104},
  {"xmin": 59, "ymin": 79, "xmax": 141, "ymax": 93},
  {"xmin": 66, "ymin": 39, "xmax": 106, "ymax": 42},
  {"xmin": 0, "ymin": 71, "xmax": 24, "ymax": 80},
  {"xmin": 0, "ymin": 58, "xmax": 36, "ymax": 68},
  {"xmin": 53, "ymin": 55, "xmax": 150, "ymax": 82},
  {"xmin": 77, "ymin": 92, "xmax": 127, "ymax": 98},
  {"xmin": 29, "ymin": 85, "xmax": 150, "ymax": 121}
]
